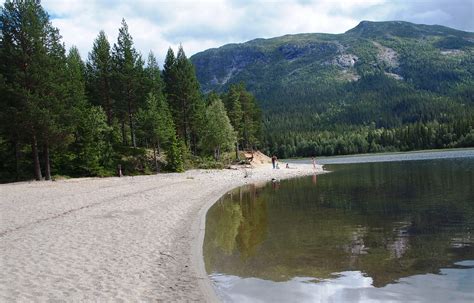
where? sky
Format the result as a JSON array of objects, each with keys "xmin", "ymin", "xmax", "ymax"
[{"xmin": 31, "ymin": 0, "xmax": 474, "ymax": 63}]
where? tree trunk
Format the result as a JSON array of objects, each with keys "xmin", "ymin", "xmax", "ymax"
[
  {"xmin": 129, "ymin": 111, "xmax": 136, "ymax": 148},
  {"xmin": 14, "ymin": 139, "xmax": 20, "ymax": 181},
  {"xmin": 153, "ymin": 143, "xmax": 160, "ymax": 173},
  {"xmin": 214, "ymin": 146, "xmax": 221, "ymax": 161},
  {"xmin": 235, "ymin": 142, "xmax": 239, "ymax": 160},
  {"xmin": 127, "ymin": 87, "xmax": 137, "ymax": 147},
  {"xmin": 105, "ymin": 81, "xmax": 113, "ymax": 125},
  {"xmin": 105, "ymin": 102, "xmax": 112, "ymax": 125},
  {"xmin": 121, "ymin": 119, "xmax": 127, "ymax": 145},
  {"xmin": 182, "ymin": 99, "xmax": 189, "ymax": 147},
  {"xmin": 190, "ymin": 133, "xmax": 197, "ymax": 155},
  {"xmin": 31, "ymin": 135, "xmax": 42, "ymax": 181},
  {"xmin": 43, "ymin": 141, "xmax": 51, "ymax": 181},
  {"xmin": 100, "ymin": 77, "xmax": 113, "ymax": 125},
  {"xmin": 156, "ymin": 140, "xmax": 161, "ymax": 154}
]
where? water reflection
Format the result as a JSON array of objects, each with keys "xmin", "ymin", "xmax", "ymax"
[
  {"xmin": 204, "ymin": 157, "xmax": 474, "ymax": 302},
  {"xmin": 204, "ymin": 184, "xmax": 269, "ymax": 264}
]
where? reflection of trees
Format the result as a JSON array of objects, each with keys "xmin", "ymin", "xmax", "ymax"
[
  {"xmin": 204, "ymin": 184, "xmax": 269, "ymax": 272},
  {"xmin": 214, "ymin": 201, "xmax": 242, "ymax": 255},
  {"xmin": 236, "ymin": 187, "xmax": 268, "ymax": 260},
  {"xmin": 204, "ymin": 160, "xmax": 474, "ymax": 285},
  {"xmin": 203, "ymin": 194, "xmax": 243, "ymax": 273}
]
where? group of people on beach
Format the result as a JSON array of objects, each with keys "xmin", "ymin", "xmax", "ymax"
[{"xmin": 271, "ymin": 155, "xmax": 317, "ymax": 169}]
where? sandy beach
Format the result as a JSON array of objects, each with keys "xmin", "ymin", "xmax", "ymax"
[{"xmin": 0, "ymin": 163, "xmax": 323, "ymax": 302}]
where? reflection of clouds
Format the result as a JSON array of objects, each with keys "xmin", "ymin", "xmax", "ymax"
[
  {"xmin": 212, "ymin": 264, "xmax": 474, "ymax": 303},
  {"xmin": 212, "ymin": 271, "xmax": 373, "ymax": 303}
]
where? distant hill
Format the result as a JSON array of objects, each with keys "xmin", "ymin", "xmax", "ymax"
[{"xmin": 191, "ymin": 21, "xmax": 474, "ymax": 157}]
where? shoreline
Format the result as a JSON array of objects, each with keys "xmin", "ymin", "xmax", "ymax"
[{"xmin": 0, "ymin": 163, "xmax": 323, "ymax": 301}]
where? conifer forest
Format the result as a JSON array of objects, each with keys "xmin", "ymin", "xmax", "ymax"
[{"xmin": 0, "ymin": 0, "xmax": 262, "ymax": 182}]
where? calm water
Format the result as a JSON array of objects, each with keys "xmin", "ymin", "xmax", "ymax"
[{"xmin": 203, "ymin": 150, "xmax": 474, "ymax": 303}]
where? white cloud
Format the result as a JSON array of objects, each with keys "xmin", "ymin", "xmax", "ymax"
[{"xmin": 32, "ymin": 0, "xmax": 472, "ymax": 65}]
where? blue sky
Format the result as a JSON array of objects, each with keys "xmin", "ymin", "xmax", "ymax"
[{"xmin": 36, "ymin": 0, "xmax": 474, "ymax": 63}]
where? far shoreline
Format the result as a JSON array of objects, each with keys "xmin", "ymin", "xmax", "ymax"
[{"xmin": 285, "ymin": 147, "xmax": 474, "ymax": 164}]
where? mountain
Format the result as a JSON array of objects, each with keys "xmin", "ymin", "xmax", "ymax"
[{"xmin": 191, "ymin": 21, "xmax": 474, "ymax": 157}]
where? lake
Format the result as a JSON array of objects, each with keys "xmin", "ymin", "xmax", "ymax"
[{"xmin": 203, "ymin": 149, "xmax": 474, "ymax": 302}]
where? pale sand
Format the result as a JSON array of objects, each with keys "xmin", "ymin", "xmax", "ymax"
[{"xmin": 0, "ymin": 163, "xmax": 323, "ymax": 302}]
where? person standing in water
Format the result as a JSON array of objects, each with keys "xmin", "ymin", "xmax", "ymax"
[
  {"xmin": 312, "ymin": 157, "xmax": 317, "ymax": 170},
  {"xmin": 272, "ymin": 155, "xmax": 277, "ymax": 169}
]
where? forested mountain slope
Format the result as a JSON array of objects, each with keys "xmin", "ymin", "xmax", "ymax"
[{"xmin": 191, "ymin": 21, "xmax": 474, "ymax": 157}]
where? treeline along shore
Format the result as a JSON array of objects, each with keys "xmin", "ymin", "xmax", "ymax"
[{"xmin": 0, "ymin": 0, "xmax": 262, "ymax": 183}]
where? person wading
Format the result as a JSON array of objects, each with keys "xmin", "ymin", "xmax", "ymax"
[{"xmin": 272, "ymin": 155, "xmax": 277, "ymax": 169}]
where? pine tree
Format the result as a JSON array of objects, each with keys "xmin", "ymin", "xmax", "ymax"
[
  {"xmin": 112, "ymin": 18, "xmax": 144, "ymax": 147},
  {"xmin": 66, "ymin": 47, "xmax": 113, "ymax": 176},
  {"xmin": 66, "ymin": 47, "xmax": 86, "ymax": 108},
  {"xmin": 86, "ymin": 31, "xmax": 114, "ymax": 125},
  {"xmin": 223, "ymin": 84, "xmax": 262, "ymax": 151},
  {"xmin": 136, "ymin": 92, "xmax": 176, "ymax": 173},
  {"xmin": 163, "ymin": 47, "xmax": 177, "ymax": 99},
  {"xmin": 144, "ymin": 51, "xmax": 164, "ymax": 96},
  {"xmin": 164, "ymin": 45, "xmax": 203, "ymax": 152},
  {"xmin": 1, "ymin": 0, "xmax": 70, "ymax": 180},
  {"xmin": 166, "ymin": 134, "xmax": 184, "ymax": 172}
]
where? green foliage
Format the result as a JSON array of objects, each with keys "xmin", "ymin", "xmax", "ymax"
[
  {"xmin": 164, "ymin": 45, "xmax": 204, "ymax": 152},
  {"xmin": 144, "ymin": 51, "xmax": 164, "ymax": 96},
  {"xmin": 63, "ymin": 47, "xmax": 116, "ymax": 176},
  {"xmin": 136, "ymin": 92, "xmax": 177, "ymax": 172},
  {"xmin": 200, "ymin": 97, "xmax": 236, "ymax": 160},
  {"xmin": 222, "ymin": 83, "xmax": 263, "ymax": 149},
  {"xmin": 165, "ymin": 135, "xmax": 184, "ymax": 172},
  {"xmin": 86, "ymin": 30, "xmax": 114, "ymax": 125},
  {"xmin": 67, "ymin": 105, "xmax": 114, "ymax": 176}
]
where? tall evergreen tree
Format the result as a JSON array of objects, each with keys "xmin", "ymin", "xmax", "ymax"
[
  {"xmin": 1, "ymin": 0, "xmax": 69, "ymax": 180},
  {"xmin": 136, "ymin": 92, "xmax": 176, "ymax": 172},
  {"xmin": 66, "ymin": 47, "xmax": 113, "ymax": 176},
  {"xmin": 112, "ymin": 18, "xmax": 144, "ymax": 147},
  {"xmin": 164, "ymin": 45, "xmax": 204, "ymax": 153},
  {"xmin": 223, "ymin": 84, "xmax": 262, "ymax": 150},
  {"xmin": 144, "ymin": 51, "xmax": 164, "ymax": 96},
  {"xmin": 86, "ymin": 31, "xmax": 114, "ymax": 125},
  {"xmin": 162, "ymin": 47, "xmax": 177, "ymax": 99},
  {"xmin": 66, "ymin": 47, "xmax": 86, "ymax": 107}
]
